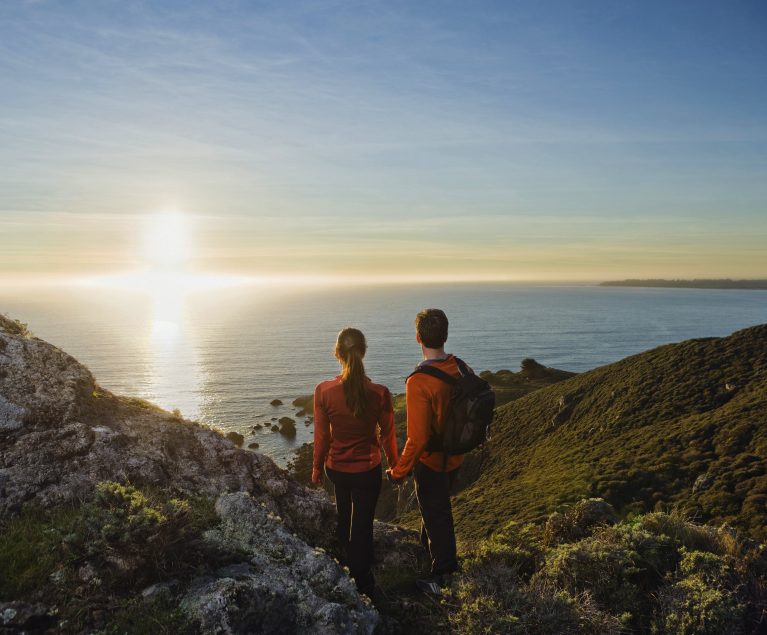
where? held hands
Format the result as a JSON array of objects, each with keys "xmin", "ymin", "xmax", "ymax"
[{"xmin": 386, "ymin": 468, "xmax": 406, "ymax": 485}]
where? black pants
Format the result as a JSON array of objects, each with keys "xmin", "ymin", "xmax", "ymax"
[
  {"xmin": 325, "ymin": 464, "xmax": 382, "ymax": 595},
  {"xmin": 414, "ymin": 461, "xmax": 459, "ymax": 575}
]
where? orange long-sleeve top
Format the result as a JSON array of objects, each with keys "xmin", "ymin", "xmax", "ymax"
[
  {"xmin": 313, "ymin": 376, "xmax": 399, "ymax": 473},
  {"xmin": 389, "ymin": 354, "xmax": 465, "ymax": 479}
]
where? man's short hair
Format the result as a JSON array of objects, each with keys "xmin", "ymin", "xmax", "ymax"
[{"xmin": 415, "ymin": 308, "xmax": 449, "ymax": 348}]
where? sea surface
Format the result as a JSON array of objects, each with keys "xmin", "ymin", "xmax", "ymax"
[{"xmin": 1, "ymin": 282, "xmax": 764, "ymax": 466}]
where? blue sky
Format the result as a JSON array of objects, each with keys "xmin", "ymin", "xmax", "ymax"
[{"xmin": 1, "ymin": 0, "xmax": 765, "ymax": 280}]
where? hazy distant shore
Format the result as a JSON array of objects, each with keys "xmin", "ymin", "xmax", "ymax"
[{"xmin": 601, "ymin": 278, "xmax": 767, "ymax": 290}]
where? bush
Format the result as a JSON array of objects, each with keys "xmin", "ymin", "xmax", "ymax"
[
  {"xmin": 544, "ymin": 498, "xmax": 618, "ymax": 545},
  {"xmin": 446, "ymin": 504, "xmax": 766, "ymax": 634},
  {"xmin": 654, "ymin": 550, "xmax": 746, "ymax": 635}
]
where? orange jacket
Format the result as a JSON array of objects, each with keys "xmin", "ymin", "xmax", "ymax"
[
  {"xmin": 389, "ymin": 354, "xmax": 464, "ymax": 479},
  {"xmin": 313, "ymin": 377, "xmax": 399, "ymax": 473}
]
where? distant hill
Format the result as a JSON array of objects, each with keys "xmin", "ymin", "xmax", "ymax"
[
  {"xmin": 601, "ymin": 278, "xmax": 767, "ymax": 289},
  {"xmin": 447, "ymin": 324, "xmax": 767, "ymax": 543}
]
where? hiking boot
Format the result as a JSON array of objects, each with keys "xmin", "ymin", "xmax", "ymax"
[{"xmin": 415, "ymin": 573, "xmax": 451, "ymax": 596}]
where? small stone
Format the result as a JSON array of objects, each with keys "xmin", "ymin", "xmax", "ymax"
[
  {"xmin": 141, "ymin": 582, "xmax": 172, "ymax": 600},
  {"xmin": 225, "ymin": 431, "xmax": 245, "ymax": 447},
  {"xmin": 270, "ymin": 399, "xmax": 283, "ymax": 406},
  {"xmin": 279, "ymin": 419, "xmax": 296, "ymax": 438},
  {"xmin": 248, "ymin": 442, "xmax": 260, "ymax": 449}
]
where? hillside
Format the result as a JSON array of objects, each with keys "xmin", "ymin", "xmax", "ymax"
[
  {"xmin": 449, "ymin": 323, "xmax": 767, "ymax": 543},
  {"xmin": 2, "ymin": 313, "xmax": 765, "ymax": 634}
]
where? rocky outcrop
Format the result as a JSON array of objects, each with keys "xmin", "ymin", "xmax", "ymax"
[
  {"xmin": 181, "ymin": 492, "xmax": 378, "ymax": 634},
  {"xmin": 0, "ymin": 314, "xmax": 334, "ymax": 545}
]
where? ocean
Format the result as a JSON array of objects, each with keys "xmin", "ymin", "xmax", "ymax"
[{"xmin": 1, "ymin": 282, "xmax": 764, "ymax": 466}]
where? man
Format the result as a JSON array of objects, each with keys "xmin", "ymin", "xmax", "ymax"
[{"xmin": 387, "ymin": 308, "xmax": 463, "ymax": 593}]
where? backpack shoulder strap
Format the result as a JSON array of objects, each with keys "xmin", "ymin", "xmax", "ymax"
[
  {"xmin": 407, "ymin": 364, "xmax": 458, "ymax": 385},
  {"xmin": 453, "ymin": 357, "xmax": 471, "ymax": 377}
]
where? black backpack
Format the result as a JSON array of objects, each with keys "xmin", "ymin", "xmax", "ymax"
[{"xmin": 408, "ymin": 357, "xmax": 496, "ymax": 464}]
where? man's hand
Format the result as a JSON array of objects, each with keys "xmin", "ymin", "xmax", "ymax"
[
  {"xmin": 311, "ymin": 468, "xmax": 323, "ymax": 485},
  {"xmin": 386, "ymin": 469, "xmax": 406, "ymax": 485}
]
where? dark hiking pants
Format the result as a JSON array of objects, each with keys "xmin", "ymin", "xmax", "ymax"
[
  {"xmin": 326, "ymin": 463, "xmax": 382, "ymax": 595},
  {"xmin": 414, "ymin": 461, "xmax": 459, "ymax": 575}
]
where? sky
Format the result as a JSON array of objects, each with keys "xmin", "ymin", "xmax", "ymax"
[{"xmin": 1, "ymin": 0, "xmax": 766, "ymax": 282}]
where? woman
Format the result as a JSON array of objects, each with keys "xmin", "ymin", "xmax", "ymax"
[{"xmin": 312, "ymin": 327, "xmax": 399, "ymax": 597}]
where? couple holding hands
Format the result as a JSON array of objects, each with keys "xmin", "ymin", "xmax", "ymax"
[{"xmin": 312, "ymin": 308, "xmax": 468, "ymax": 598}]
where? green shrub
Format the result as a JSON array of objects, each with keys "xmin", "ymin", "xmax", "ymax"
[
  {"xmin": 72, "ymin": 482, "xmax": 218, "ymax": 588},
  {"xmin": 0, "ymin": 483, "xmax": 218, "ymax": 602},
  {"xmin": 654, "ymin": 550, "xmax": 746, "ymax": 635},
  {"xmin": 543, "ymin": 498, "xmax": 618, "ymax": 545}
]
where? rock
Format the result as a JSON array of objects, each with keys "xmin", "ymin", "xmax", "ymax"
[
  {"xmin": 181, "ymin": 492, "xmax": 378, "ymax": 634},
  {"xmin": 0, "ymin": 601, "xmax": 58, "ymax": 631},
  {"xmin": 292, "ymin": 395, "xmax": 314, "ymax": 410},
  {"xmin": 248, "ymin": 442, "xmax": 260, "ymax": 450},
  {"xmin": 78, "ymin": 562, "xmax": 101, "ymax": 586},
  {"xmin": 0, "ymin": 323, "xmax": 95, "ymax": 432},
  {"xmin": 253, "ymin": 423, "xmax": 263, "ymax": 430},
  {"xmin": 521, "ymin": 358, "xmax": 546, "ymax": 378},
  {"xmin": 271, "ymin": 425, "xmax": 280, "ymax": 432},
  {"xmin": 693, "ymin": 472, "xmax": 715, "ymax": 494},
  {"xmin": 295, "ymin": 409, "xmax": 306, "ymax": 417},
  {"xmin": 141, "ymin": 581, "xmax": 176, "ymax": 600},
  {"xmin": 271, "ymin": 417, "xmax": 278, "ymax": 422},
  {"xmin": 225, "ymin": 431, "xmax": 245, "ymax": 447},
  {"xmin": 270, "ymin": 399, "xmax": 283, "ymax": 406},
  {"xmin": 551, "ymin": 392, "xmax": 584, "ymax": 427},
  {"xmin": 279, "ymin": 417, "xmax": 295, "ymax": 426},
  {"xmin": 279, "ymin": 419, "xmax": 297, "ymax": 438}
]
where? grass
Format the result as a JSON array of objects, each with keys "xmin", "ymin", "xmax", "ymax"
[
  {"xmin": 448, "ymin": 324, "xmax": 767, "ymax": 544},
  {"xmin": 0, "ymin": 504, "xmax": 81, "ymax": 599},
  {"xmin": 0, "ymin": 482, "xmax": 221, "ymax": 633},
  {"xmin": 0, "ymin": 313, "xmax": 31, "ymax": 337}
]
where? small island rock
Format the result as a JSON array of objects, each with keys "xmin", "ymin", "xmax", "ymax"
[{"xmin": 225, "ymin": 431, "xmax": 245, "ymax": 447}]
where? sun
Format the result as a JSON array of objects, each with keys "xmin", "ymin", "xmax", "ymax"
[{"xmin": 142, "ymin": 211, "xmax": 190, "ymax": 269}]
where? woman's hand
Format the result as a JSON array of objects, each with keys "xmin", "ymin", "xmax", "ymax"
[{"xmin": 311, "ymin": 468, "xmax": 323, "ymax": 485}]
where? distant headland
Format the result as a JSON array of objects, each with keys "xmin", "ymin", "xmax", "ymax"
[{"xmin": 601, "ymin": 278, "xmax": 767, "ymax": 290}]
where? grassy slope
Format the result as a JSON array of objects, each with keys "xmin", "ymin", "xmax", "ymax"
[{"xmin": 450, "ymin": 324, "xmax": 767, "ymax": 544}]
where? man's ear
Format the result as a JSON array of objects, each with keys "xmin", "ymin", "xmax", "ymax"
[{"xmin": 415, "ymin": 332, "xmax": 422, "ymax": 344}]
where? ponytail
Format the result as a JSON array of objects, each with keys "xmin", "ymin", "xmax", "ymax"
[{"xmin": 335, "ymin": 328, "xmax": 369, "ymax": 418}]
